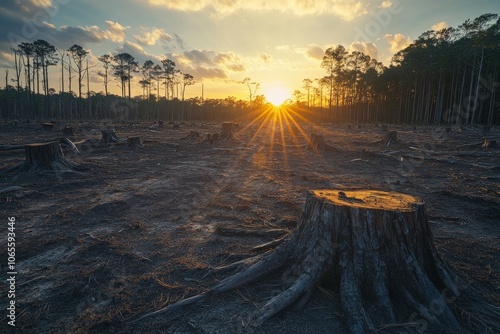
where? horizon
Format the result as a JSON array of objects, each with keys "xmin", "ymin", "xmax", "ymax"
[{"xmin": 1, "ymin": 0, "xmax": 499, "ymax": 101}]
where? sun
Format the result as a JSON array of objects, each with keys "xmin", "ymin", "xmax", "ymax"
[{"xmin": 264, "ymin": 85, "xmax": 290, "ymax": 106}]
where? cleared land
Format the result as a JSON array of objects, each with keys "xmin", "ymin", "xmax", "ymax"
[{"xmin": 0, "ymin": 120, "xmax": 498, "ymax": 333}]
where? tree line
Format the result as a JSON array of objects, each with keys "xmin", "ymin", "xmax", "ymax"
[
  {"xmin": 0, "ymin": 13, "xmax": 498, "ymax": 124},
  {"xmin": 298, "ymin": 13, "xmax": 499, "ymax": 125}
]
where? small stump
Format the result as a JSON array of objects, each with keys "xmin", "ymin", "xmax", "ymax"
[
  {"xmin": 381, "ymin": 130, "xmax": 397, "ymax": 146},
  {"xmin": 204, "ymin": 133, "xmax": 219, "ymax": 145},
  {"xmin": 482, "ymin": 139, "xmax": 497, "ymax": 149},
  {"xmin": 136, "ymin": 190, "xmax": 465, "ymax": 333},
  {"xmin": 101, "ymin": 128, "xmax": 120, "ymax": 144},
  {"xmin": 127, "ymin": 136, "xmax": 144, "ymax": 148},
  {"xmin": 20, "ymin": 142, "xmax": 78, "ymax": 173},
  {"xmin": 307, "ymin": 133, "xmax": 335, "ymax": 151},
  {"xmin": 220, "ymin": 122, "xmax": 235, "ymax": 140},
  {"xmin": 62, "ymin": 127, "xmax": 75, "ymax": 136}
]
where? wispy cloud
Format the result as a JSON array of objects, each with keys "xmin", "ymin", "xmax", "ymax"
[{"xmin": 147, "ymin": 0, "xmax": 369, "ymax": 20}]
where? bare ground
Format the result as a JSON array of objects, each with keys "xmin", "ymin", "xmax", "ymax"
[{"xmin": 0, "ymin": 119, "xmax": 499, "ymax": 333}]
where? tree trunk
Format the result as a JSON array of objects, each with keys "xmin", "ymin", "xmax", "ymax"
[
  {"xmin": 135, "ymin": 190, "xmax": 467, "ymax": 333},
  {"xmin": 19, "ymin": 142, "xmax": 78, "ymax": 172}
]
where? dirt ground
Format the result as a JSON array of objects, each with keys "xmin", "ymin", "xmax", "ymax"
[{"xmin": 0, "ymin": 115, "xmax": 499, "ymax": 334}]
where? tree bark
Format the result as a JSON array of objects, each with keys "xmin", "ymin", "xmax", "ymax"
[{"xmin": 135, "ymin": 190, "xmax": 468, "ymax": 333}]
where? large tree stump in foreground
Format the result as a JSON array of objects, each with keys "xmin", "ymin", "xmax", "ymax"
[
  {"xmin": 135, "ymin": 190, "xmax": 479, "ymax": 333},
  {"xmin": 19, "ymin": 142, "xmax": 79, "ymax": 172}
]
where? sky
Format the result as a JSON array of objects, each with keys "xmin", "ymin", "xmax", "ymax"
[{"xmin": 0, "ymin": 0, "xmax": 499, "ymax": 101}]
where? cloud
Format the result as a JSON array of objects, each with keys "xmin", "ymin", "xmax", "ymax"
[
  {"xmin": 379, "ymin": 0, "xmax": 393, "ymax": 9},
  {"xmin": 58, "ymin": 21, "xmax": 127, "ymax": 46},
  {"xmin": 260, "ymin": 53, "xmax": 271, "ymax": 62},
  {"xmin": 349, "ymin": 41, "xmax": 378, "ymax": 60},
  {"xmin": 384, "ymin": 33, "xmax": 412, "ymax": 54},
  {"xmin": 147, "ymin": 0, "xmax": 369, "ymax": 20},
  {"xmin": 304, "ymin": 44, "xmax": 324, "ymax": 61},
  {"xmin": 16, "ymin": 0, "xmax": 54, "ymax": 13},
  {"xmin": 101, "ymin": 20, "xmax": 127, "ymax": 43},
  {"xmin": 134, "ymin": 28, "xmax": 173, "ymax": 46},
  {"xmin": 170, "ymin": 49, "xmax": 246, "ymax": 76},
  {"xmin": 431, "ymin": 21, "xmax": 448, "ymax": 32},
  {"xmin": 190, "ymin": 66, "xmax": 227, "ymax": 80}
]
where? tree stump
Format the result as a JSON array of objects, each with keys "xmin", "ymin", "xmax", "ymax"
[
  {"xmin": 127, "ymin": 136, "xmax": 144, "ymax": 148},
  {"xmin": 307, "ymin": 133, "xmax": 335, "ymax": 151},
  {"xmin": 62, "ymin": 127, "xmax": 75, "ymax": 136},
  {"xmin": 101, "ymin": 128, "xmax": 120, "ymax": 144},
  {"xmin": 482, "ymin": 139, "xmax": 497, "ymax": 148},
  {"xmin": 220, "ymin": 122, "xmax": 234, "ymax": 140},
  {"xmin": 19, "ymin": 142, "xmax": 78, "ymax": 172},
  {"xmin": 381, "ymin": 130, "xmax": 397, "ymax": 146},
  {"xmin": 135, "ymin": 190, "xmax": 467, "ymax": 333}
]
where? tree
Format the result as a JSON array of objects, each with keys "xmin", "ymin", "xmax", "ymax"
[
  {"xmin": 161, "ymin": 58, "xmax": 176, "ymax": 99},
  {"xmin": 18, "ymin": 42, "xmax": 35, "ymax": 114},
  {"xmin": 140, "ymin": 60, "xmax": 154, "ymax": 100},
  {"xmin": 113, "ymin": 53, "xmax": 137, "ymax": 101},
  {"xmin": 243, "ymin": 77, "xmax": 260, "ymax": 107},
  {"xmin": 98, "ymin": 54, "xmax": 113, "ymax": 96},
  {"xmin": 33, "ymin": 40, "xmax": 57, "ymax": 117},
  {"xmin": 293, "ymin": 89, "xmax": 303, "ymax": 106},
  {"xmin": 302, "ymin": 78, "xmax": 312, "ymax": 110},
  {"xmin": 67, "ymin": 44, "xmax": 88, "ymax": 100},
  {"xmin": 180, "ymin": 73, "xmax": 195, "ymax": 119},
  {"xmin": 181, "ymin": 73, "xmax": 194, "ymax": 102},
  {"xmin": 10, "ymin": 47, "xmax": 23, "ymax": 117}
]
